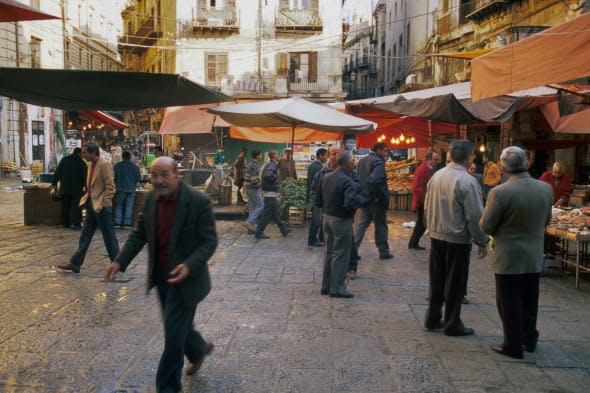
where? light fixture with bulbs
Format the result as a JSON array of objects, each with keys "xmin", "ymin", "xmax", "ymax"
[{"xmin": 479, "ymin": 144, "xmax": 486, "ymax": 153}]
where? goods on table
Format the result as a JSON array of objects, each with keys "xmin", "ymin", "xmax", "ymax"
[
  {"xmin": 2, "ymin": 160, "xmax": 17, "ymax": 172},
  {"xmin": 548, "ymin": 207, "xmax": 590, "ymax": 240},
  {"xmin": 385, "ymin": 160, "xmax": 417, "ymax": 191},
  {"xmin": 31, "ymin": 160, "xmax": 44, "ymax": 177}
]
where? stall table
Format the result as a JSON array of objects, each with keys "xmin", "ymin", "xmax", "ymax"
[
  {"xmin": 545, "ymin": 226, "xmax": 590, "ymax": 289},
  {"xmin": 24, "ymin": 184, "xmax": 149, "ymax": 226}
]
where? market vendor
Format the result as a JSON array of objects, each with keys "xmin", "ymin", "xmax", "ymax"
[{"xmin": 539, "ymin": 161, "xmax": 572, "ymax": 207}]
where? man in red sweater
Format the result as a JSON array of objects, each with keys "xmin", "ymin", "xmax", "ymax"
[
  {"xmin": 539, "ymin": 161, "xmax": 572, "ymax": 207},
  {"xmin": 409, "ymin": 151, "xmax": 439, "ymax": 250}
]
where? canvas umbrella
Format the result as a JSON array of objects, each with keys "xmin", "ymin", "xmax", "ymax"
[
  {"xmin": 0, "ymin": 0, "xmax": 60, "ymax": 22},
  {"xmin": 208, "ymin": 96, "xmax": 375, "ymax": 146}
]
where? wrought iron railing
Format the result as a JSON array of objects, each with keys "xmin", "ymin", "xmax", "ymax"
[
  {"xmin": 221, "ymin": 75, "xmax": 338, "ymax": 94},
  {"xmin": 194, "ymin": 7, "xmax": 238, "ymax": 27},
  {"xmin": 276, "ymin": 8, "xmax": 322, "ymax": 29}
]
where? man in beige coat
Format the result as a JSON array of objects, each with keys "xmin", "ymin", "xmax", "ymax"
[
  {"xmin": 480, "ymin": 146, "xmax": 553, "ymax": 359},
  {"xmin": 58, "ymin": 143, "xmax": 119, "ymax": 273}
]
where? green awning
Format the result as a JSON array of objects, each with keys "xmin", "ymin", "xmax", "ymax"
[{"xmin": 0, "ymin": 67, "xmax": 230, "ymax": 111}]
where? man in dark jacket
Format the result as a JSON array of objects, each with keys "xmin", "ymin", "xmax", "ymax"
[
  {"xmin": 104, "ymin": 156, "xmax": 218, "ymax": 393},
  {"xmin": 114, "ymin": 151, "xmax": 141, "ymax": 228},
  {"xmin": 306, "ymin": 148, "xmax": 327, "ymax": 247},
  {"xmin": 354, "ymin": 142, "xmax": 393, "ymax": 259},
  {"xmin": 316, "ymin": 151, "xmax": 367, "ymax": 298},
  {"xmin": 52, "ymin": 148, "xmax": 87, "ymax": 228},
  {"xmin": 254, "ymin": 150, "xmax": 292, "ymax": 240}
]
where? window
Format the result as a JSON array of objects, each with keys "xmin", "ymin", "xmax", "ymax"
[
  {"xmin": 205, "ymin": 52, "xmax": 228, "ymax": 87},
  {"xmin": 288, "ymin": 52, "xmax": 317, "ymax": 83},
  {"xmin": 32, "ymin": 120, "xmax": 45, "ymax": 162},
  {"xmin": 30, "ymin": 0, "xmax": 40, "ymax": 8},
  {"xmin": 30, "ymin": 37, "xmax": 41, "ymax": 68}
]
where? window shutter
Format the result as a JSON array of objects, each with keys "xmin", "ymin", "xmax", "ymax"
[
  {"xmin": 309, "ymin": 52, "xmax": 317, "ymax": 82},
  {"xmin": 198, "ymin": 0, "xmax": 206, "ymax": 9},
  {"xmin": 228, "ymin": 0, "xmax": 236, "ymax": 7},
  {"xmin": 276, "ymin": 52, "xmax": 289, "ymax": 76},
  {"xmin": 311, "ymin": 0, "xmax": 319, "ymax": 10},
  {"xmin": 279, "ymin": 0, "xmax": 289, "ymax": 10}
]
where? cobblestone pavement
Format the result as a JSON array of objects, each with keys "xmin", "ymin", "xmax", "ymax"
[{"xmin": 1, "ymin": 179, "xmax": 590, "ymax": 393}]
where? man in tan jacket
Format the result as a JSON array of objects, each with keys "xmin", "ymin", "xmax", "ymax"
[{"xmin": 58, "ymin": 143, "xmax": 119, "ymax": 273}]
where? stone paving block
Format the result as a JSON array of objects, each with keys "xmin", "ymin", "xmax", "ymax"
[
  {"xmin": 543, "ymin": 367, "xmax": 590, "ymax": 393},
  {"xmin": 532, "ymin": 341, "xmax": 580, "ymax": 368},
  {"xmin": 271, "ymin": 367, "xmax": 332, "ymax": 393},
  {"xmin": 496, "ymin": 361, "xmax": 559, "ymax": 392},
  {"xmin": 335, "ymin": 360, "xmax": 398, "ymax": 391},
  {"xmin": 438, "ymin": 351, "xmax": 505, "ymax": 384}
]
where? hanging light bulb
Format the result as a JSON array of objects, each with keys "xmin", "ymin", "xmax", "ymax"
[
  {"xmin": 399, "ymin": 133, "xmax": 405, "ymax": 142},
  {"xmin": 411, "ymin": 137, "xmax": 416, "ymax": 143},
  {"xmin": 390, "ymin": 137, "xmax": 395, "ymax": 144},
  {"xmin": 405, "ymin": 138, "xmax": 411, "ymax": 144},
  {"xmin": 479, "ymin": 144, "xmax": 486, "ymax": 152}
]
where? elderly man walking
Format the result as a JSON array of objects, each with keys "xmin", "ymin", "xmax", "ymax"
[
  {"xmin": 255, "ymin": 150, "xmax": 292, "ymax": 240},
  {"xmin": 424, "ymin": 140, "xmax": 488, "ymax": 336},
  {"xmin": 104, "ymin": 156, "xmax": 218, "ymax": 393},
  {"xmin": 316, "ymin": 151, "xmax": 367, "ymax": 298},
  {"xmin": 480, "ymin": 146, "xmax": 553, "ymax": 359},
  {"xmin": 58, "ymin": 143, "xmax": 119, "ymax": 273},
  {"xmin": 354, "ymin": 142, "xmax": 393, "ymax": 260}
]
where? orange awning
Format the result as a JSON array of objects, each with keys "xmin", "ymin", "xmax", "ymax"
[
  {"xmin": 229, "ymin": 126, "xmax": 342, "ymax": 143},
  {"xmin": 159, "ymin": 104, "xmax": 217, "ymax": 135},
  {"xmin": 471, "ymin": 13, "xmax": 590, "ymax": 101},
  {"xmin": 79, "ymin": 110, "xmax": 128, "ymax": 128}
]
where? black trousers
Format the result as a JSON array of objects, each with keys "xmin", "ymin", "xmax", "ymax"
[
  {"xmin": 425, "ymin": 238, "xmax": 471, "ymax": 334},
  {"xmin": 307, "ymin": 206, "xmax": 324, "ymax": 245},
  {"xmin": 155, "ymin": 267, "xmax": 207, "ymax": 393},
  {"xmin": 60, "ymin": 193, "xmax": 82, "ymax": 227},
  {"xmin": 255, "ymin": 197, "xmax": 288, "ymax": 238},
  {"xmin": 495, "ymin": 273, "xmax": 540, "ymax": 353},
  {"xmin": 408, "ymin": 205, "xmax": 426, "ymax": 248}
]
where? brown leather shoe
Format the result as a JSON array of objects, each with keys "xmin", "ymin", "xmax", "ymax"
[
  {"xmin": 57, "ymin": 263, "xmax": 80, "ymax": 273},
  {"xmin": 186, "ymin": 341, "xmax": 214, "ymax": 376}
]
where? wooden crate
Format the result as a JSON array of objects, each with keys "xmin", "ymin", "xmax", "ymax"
[{"xmin": 288, "ymin": 206, "xmax": 305, "ymax": 226}]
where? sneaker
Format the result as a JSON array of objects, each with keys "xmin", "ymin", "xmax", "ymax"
[
  {"xmin": 255, "ymin": 234, "xmax": 270, "ymax": 240},
  {"xmin": 282, "ymin": 228, "xmax": 293, "ymax": 237},
  {"xmin": 379, "ymin": 252, "xmax": 394, "ymax": 260}
]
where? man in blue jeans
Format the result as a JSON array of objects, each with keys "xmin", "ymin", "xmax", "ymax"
[
  {"xmin": 242, "ymin": 150, "xmax": 263, "ymax": 233},
  {"xmin": 114, "ymin": 151, "xmax": 141, "ymax": 228},
  {"xmin": 58, "ymin": 143, "xmax": 119, "ymax": 273}
]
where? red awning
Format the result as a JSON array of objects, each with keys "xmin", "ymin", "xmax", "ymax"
[
  {"xmin": 159, "ymin": 104, "xmax": 217, "ymax": 135},
  {"xmin": 0, "ymin": 0, "xmax": 60, "ymax": 22},
  {"xmin": 79, "ymin": 110, "xmax": 128, "ymax": 129}
]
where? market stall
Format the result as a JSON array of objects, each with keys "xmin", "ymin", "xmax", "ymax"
[{"xmin": 545, "ymin": 201, "xmax": 590, "ymax": 288}]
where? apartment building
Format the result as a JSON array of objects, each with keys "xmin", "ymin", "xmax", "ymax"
[
  {"xmin": 0, "ymin": 0, "xmax": 123, "ymax": 170},
  {"xmin": 176, "ymin": 0, "xmax": 345, "ymax": 101}
]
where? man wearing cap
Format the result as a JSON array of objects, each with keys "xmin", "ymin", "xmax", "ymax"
[
  {"xmin": 278, "ymin": 148, "xmax": 298, "ymax": 182},
  {"xmin": 316, "ymin": 151, "xmax": 367, "ymax": 298}
]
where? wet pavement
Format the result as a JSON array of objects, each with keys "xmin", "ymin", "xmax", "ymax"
[{"xmin": 0, "ymin": 179, "xmax": 589, "ymax": 393}]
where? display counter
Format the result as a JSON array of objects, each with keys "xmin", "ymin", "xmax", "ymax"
[
  {"xmin": 546, "ymin": 207, "xmax": 590, "ymax": 289},
  {"xmin": 24, "ymin": 184, "xmax": 149, "ymax": 226}
]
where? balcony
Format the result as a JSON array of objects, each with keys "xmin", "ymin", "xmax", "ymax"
[
  {"xmin": 466, "ymin": 0, "xmax": 510, "ymax": 20},
  {"xmin": 191, "ymin": 7, "xmax": 239, "ymax": 34},
  {"xmin": 118, "ymin": 17, "xmax": 162, "ymax": 55},
  {"xmin": 220, "ymin": 75, "xmax": 340, "ymax": 97},
  {"xmin": 436, "ymin": 12, "xmax": 452, "ymax": 35},
  {"xmin": 276, "ymin": 8, "xmax": 322, "ymax": 33}
]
